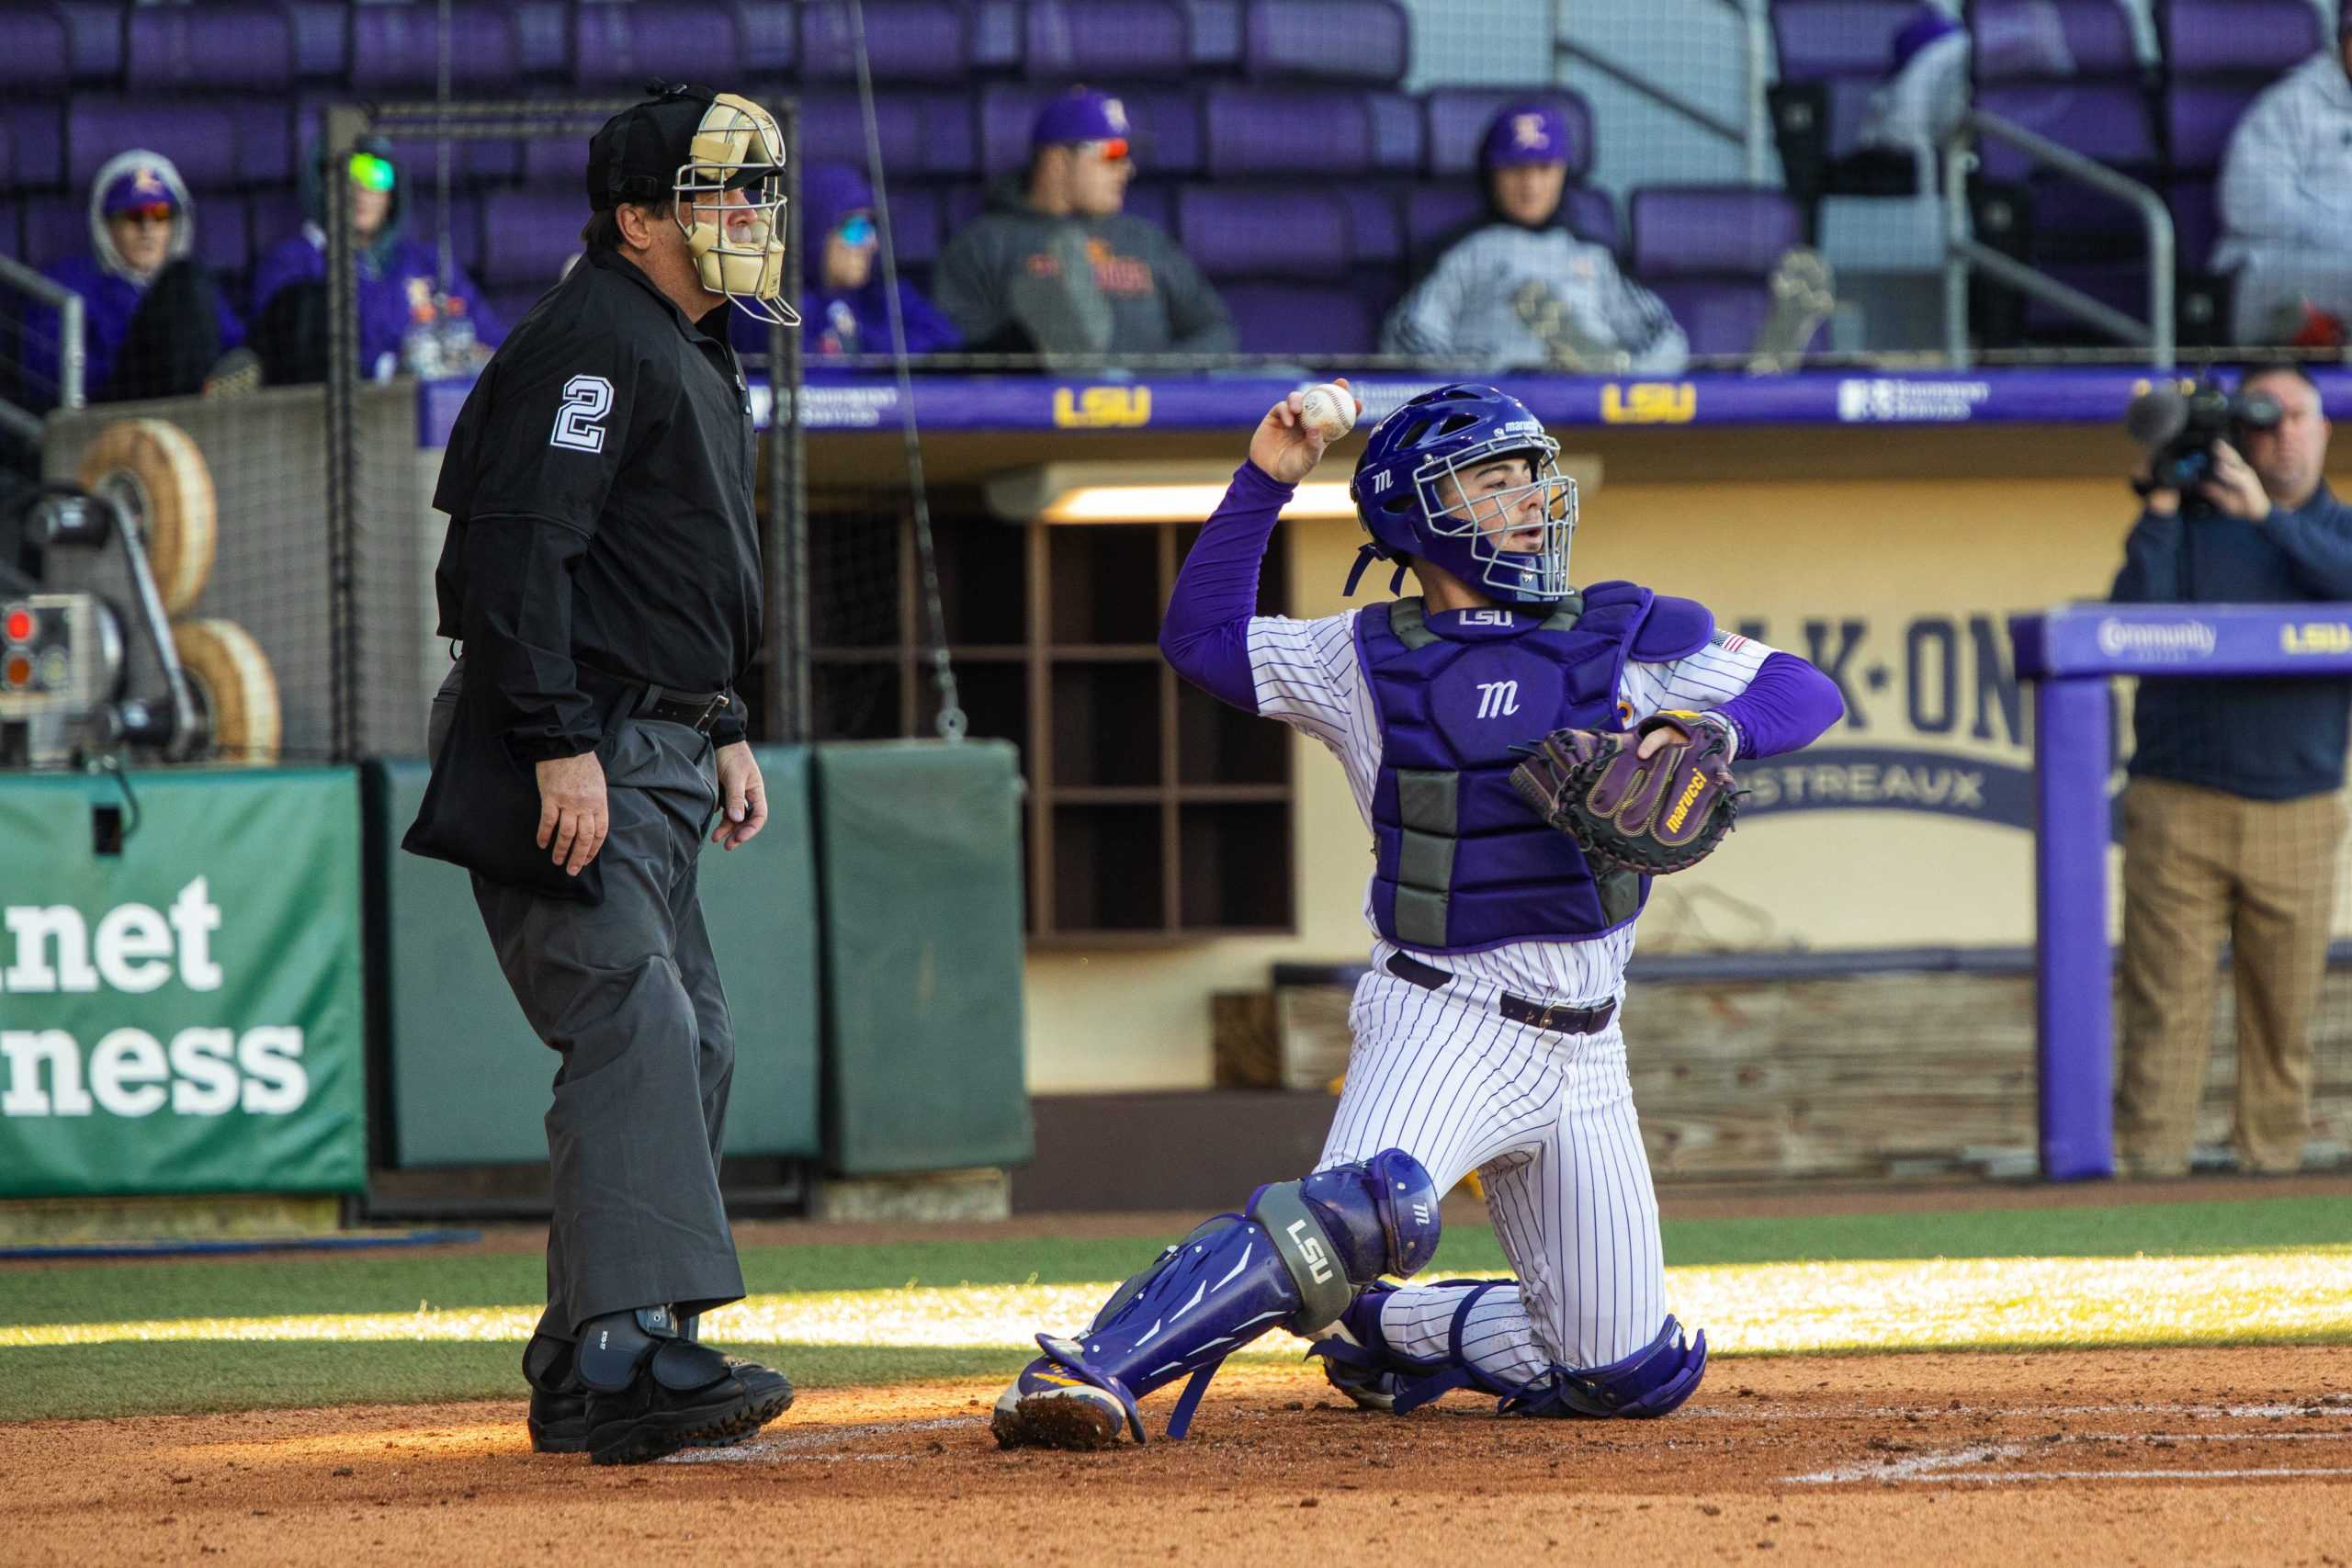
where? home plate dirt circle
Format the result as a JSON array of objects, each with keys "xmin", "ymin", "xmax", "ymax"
[{"xmin": 8, "ymin": 1349, "xmax": 2349, "ymax": 1566}]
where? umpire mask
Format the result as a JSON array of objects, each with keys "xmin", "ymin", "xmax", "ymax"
[{"xmin": 675, "ymin": 91, "xmax": 796, "ymax": 325}]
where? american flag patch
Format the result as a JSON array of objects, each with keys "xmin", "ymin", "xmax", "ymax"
[{"xmin": 1713, "ymin": 631, "xmax": 1749, "ymax": 652}]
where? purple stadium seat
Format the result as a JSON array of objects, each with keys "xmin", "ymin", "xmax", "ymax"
[
  {"xmin": 571, "ymin": 2, "xmax": 742, "ymax": 86},
  {"xmin": 1122, "ymin": 181, "xmax": 1176, "ymax": 233},
  {"xmin": 410, "ymin": 197, "xmax": 491, "ymax": 282},
  {"xmin": 512, "ymin": 0, "xmax": 571, "ymax": 77},
  {"xmin": 1340, "ymin": 186, "xmax": 1402, "ymax": 266},
  {"xmin": 190, "ymin": 190, "xmax": 252, "ymax": 279},
  {"xmin": 873, "ymin": 185, "xmax": 943, "ymax": 270},
  {"xmin": 1368, "ymin": 92, "xmax": 1425, "ymax": 173},
  {"xmin": 53, "ymin": 1, "xmax": 123, "ymax": 85},
  {"xmin": 479, "ymin": 188, "xmax": 589, "ymax": 290},
  {"xmin": 0, "ymin": 202, "xmax": 19, "ymax": 263},
  {"xmin": 283, "ymin": 0, "xmax": 349, "ymax": 80},
  {"xmin": 23, "ymin": 197, "xmax": 85, "ymax": 270},
  {"xmin": 1561, "ymin": 186, "xmax": 1623, "ymax": 258},
  {"xmin": 1243, "ymin": 0, "xmax": 1408, "ymax": 85},
  {"xmin": 904, "ymin": 91, "xmax": 982, "ymax": 178},
  {"xmin": 1221, "ymin": 282, "xmax": 1374, "ymax": 355},
  {"xmin": 1177, "ymin": 186, "xmax": 1351, "ymax": 279},
  {"xmin": 799, "ymin": 1, "xmax": 971, "ymax": 83},
  {"xmin": 390, "ymin": 135, "xmax": 526, "ymax": 190},
  {"xmin": 978, "ymin": 85, "xmax": 1202, "ymax": 176},
  {"xmin": 740, "ymin": 3, "xmax": 797, "ymax": 77},
  {"xmin": 247, "ymin": 186, "xmax": 303, "ymax": 258},
  {"xmin": 0, "ymin": 6, "xmax": 70, "ymax": 90},
  {"xmin": 968, "ymin": 0, "xmax": 1019, "ymax": 70},
  {"xmin": 0, "ymin": 122, "xmax": 12, "ymax": 192},
  {"xmin": 0, "ymin": 104, "xmax": 62, "ymax": 190},
  {"xmin": 1630, "ymin": 185, "xmax": 1811, "ymax": 357},
  {"xmin": 1204, "ymin": 86, "xmax": 1389, "ymax": 177},
  {"xmin": 1023, "ymin": 0, "xmax": 1190, "ymax": 80},
  {"xmin": 229, "ymin": 104, "xmax": 295, "ymax": 189},
  {"xmin": 2162, "ymin": 0, "xmax": 2324, "ymax": 271},
  {"xmin": 1185, "ymin": 0, "xmax": 1243, "ymax": 69},
  {"xmin": 796, "ymin": 92, "xmax": 929, "ymax": 175},
  {"xmin": 69, "ymin": 100, "xmax": 241, "ymax": 190},
  {"xmin": 128, "ymin": 3, "xmax": 294, "ymax": 93},
  {"xmin": 1422, "ymin": 88, "xmax": 1592, "ymax": 179},
  {"xmin": 351, "ymin": 4, "xmax": 522, "ymax": 91}
]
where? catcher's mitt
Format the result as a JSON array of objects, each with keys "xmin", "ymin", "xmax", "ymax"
[{"xmin": 1508, "ymin": 712, "xmax": 1740, "ymax": 875}]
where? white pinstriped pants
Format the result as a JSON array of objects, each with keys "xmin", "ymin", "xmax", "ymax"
[{"xmin": 1316, "ymin": 964, "xmax": 1666, "ymax": 1378}]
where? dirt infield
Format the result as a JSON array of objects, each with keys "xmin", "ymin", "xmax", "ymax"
[{"xmin": 7, "ymin": 1348, "xmax": 2347, "ymax": 1566}]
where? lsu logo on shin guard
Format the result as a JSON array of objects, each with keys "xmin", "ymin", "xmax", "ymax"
[{"xmin": 1285, "ymin": 1220, "xmax": 1336, "ymax": 1285}]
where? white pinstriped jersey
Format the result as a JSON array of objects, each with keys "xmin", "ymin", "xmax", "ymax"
[{"xmin": 1245, "ymin": 605, "xmax": 1774, "ymax": 1003}]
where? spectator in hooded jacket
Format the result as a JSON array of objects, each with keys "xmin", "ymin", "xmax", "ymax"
[
  {"xmin": 2214, "ymin": 11, "xmax": 2352, "ymax": 346},
  {"xmin": 250, "ymin": 137, "xmax": 503, "ymax": 383},
  {"xmin": 20, "ymin": 149, "xmax": 246, "ymax": 406},
  {"xmin": 730, "ymin": 162, "xmax": 958, "ymax": 360},
  {"xmin": 933, "ymin": 88, "xmax": 1234, "ymax": 363},
  {"xmin": 1382, "ymin": 103, "xmax": 1687, "ymax": 374}
]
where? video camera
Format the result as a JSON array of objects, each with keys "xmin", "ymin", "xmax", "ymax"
[{"xmin": 2125, "ymin": 378, "xmax": 2285, "ymax": 494}]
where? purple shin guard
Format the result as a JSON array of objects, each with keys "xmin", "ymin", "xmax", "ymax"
[{"xmin": 1036, "ymin": 1150, "xmax": 1442, "ymax": 1442}]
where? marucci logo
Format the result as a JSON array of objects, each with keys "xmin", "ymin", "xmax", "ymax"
[{"xmin": 2096, "ymin": 617, "xmax": 2217, "ymax": 660}]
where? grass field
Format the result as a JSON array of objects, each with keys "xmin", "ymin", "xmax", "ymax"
[{"xmin": 6, "ymin": 1192, "xmax": 2350, "ymax": 1425}]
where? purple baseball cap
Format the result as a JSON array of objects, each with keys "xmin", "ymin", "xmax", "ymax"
[
  {"xmin": 1482, "ymin": 103, "xmax": 1570, "ymax": 169},
  {"xmin": 101, "ymin": 160, "xmax": 180, "ymax": 215},
  {"xmin": 1031, "ymin": 87, "xmax": 1132, "ymax": 149}
]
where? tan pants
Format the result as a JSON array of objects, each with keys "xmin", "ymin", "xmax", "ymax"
[{"xmin": 2116, "ymin": 778, "xmax": 2344, "ymax": 1175}]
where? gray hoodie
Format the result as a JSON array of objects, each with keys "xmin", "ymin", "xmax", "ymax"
[{"xmin": 932, "ymin": 178, "xmax": 1237, "ymax": 358}]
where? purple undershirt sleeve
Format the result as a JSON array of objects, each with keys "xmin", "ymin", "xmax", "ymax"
[
  {"xmin": 1713, "ymin": 650, "xmax": 1845, "ymax": 760},
  {"xmin": 1158, "ymin": 461, "xmax": 1295, "ymax": 714}
]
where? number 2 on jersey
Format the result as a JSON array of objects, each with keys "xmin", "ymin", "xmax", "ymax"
[{"xmin": 550, "ymin": 375, "xmax": 614, "ymax": 453}]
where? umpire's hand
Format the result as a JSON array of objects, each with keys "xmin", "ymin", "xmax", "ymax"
[
  {"xmin": 535, "ymin": 751, "xmax": 608, "ymax": 876},
  {"xmin": 712, "ymin": 741, "xmax": 767, "ymax": 852}
]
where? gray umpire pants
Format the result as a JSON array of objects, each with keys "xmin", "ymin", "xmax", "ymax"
[{"xmin": 430, "ymin": 664, "xmax": 745, "ymax": 1341}]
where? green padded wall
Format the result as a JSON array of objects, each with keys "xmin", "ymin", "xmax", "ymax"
[
  {"xmin": 815, "ymin": 740, "xmax": 1033, "ymax": 1175},
  {"xmin": 368, "ymin": 748, "xmax": 820, "ymax": 1166}
]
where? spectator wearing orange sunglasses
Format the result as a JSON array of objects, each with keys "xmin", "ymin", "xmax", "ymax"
[
  {"xmin": 19, "ymin": 150, "xmax": 247, "ymax": 406},
  {"xmin": 933, "ymin": 88, "xmax": 1234, "ymax": 366}
]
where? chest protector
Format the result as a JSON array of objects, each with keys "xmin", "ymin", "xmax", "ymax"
[{"xmin": 1358, "ymin": 582, "xmax": 1700, "ymax": 953}]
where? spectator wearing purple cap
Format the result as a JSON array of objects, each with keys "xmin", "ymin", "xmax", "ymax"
[
  {"xmin": 2215, "ymin": 11, "xmax": 2352, "ymax": 345},
  {"xmin": 19, "ymin": 150, "xmax": 247, "ymax": 407},
  {"xmin": 933, "ymin": 88, "xmax": 1235, "ymax": 364},
  {"xmin": 729, "ymin": 162, "xmax": 958, "ymax": 360},
  {"xmin": 1383, "ymin": 104, "xmax": 1686, "ymax": 375}
]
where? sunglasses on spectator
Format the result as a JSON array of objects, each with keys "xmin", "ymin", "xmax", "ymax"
[
  {"xmin": 837, "ymin": 213, "xmax": 876, "ymax": 248},
  {"xmin": 348, "ymin": 152, "xmax": 397, "ymax": 192},
  {"xmin": 1079, "ymin": 138, "xmax": 1130, "ymax": 164},
  {"xmin": 117, "ymin": 203, "xmax": 174, "ymax": 224}
]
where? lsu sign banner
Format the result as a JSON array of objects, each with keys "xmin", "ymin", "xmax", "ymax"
[{"xmin": 0, "ymin": 768, "xmax": 365, "ymax": 1197}]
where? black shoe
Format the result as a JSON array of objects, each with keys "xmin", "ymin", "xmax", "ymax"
[
  {"xmin": 585, "ymin": 1340, "xmax": 795, "ymax": 1466},
  {"xmin": 523, "ymin": 1333, "xmax": 590, "ymax": 1453}
]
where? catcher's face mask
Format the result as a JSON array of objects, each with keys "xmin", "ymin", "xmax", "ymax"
[
  {"xmin": 673, "ymin": 92, "xmax": 797, "ymax": 326},
  {"xmin": 1418, "ymin": 431, "xmax": 1577, "ymax": 604}
]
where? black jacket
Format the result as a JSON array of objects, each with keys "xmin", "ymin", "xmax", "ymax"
[
  {"xmin": 2112, "ymin": 482, "xmax": 2352, "ymax": 799},
  {"xmin": 431, "ymin": 247, "xmax": 761, "ymax": 760}
]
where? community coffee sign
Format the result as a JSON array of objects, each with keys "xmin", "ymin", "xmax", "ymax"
[{"xmin": 0, "ymin": 771, "xmax": 365, "ymax": 1198}]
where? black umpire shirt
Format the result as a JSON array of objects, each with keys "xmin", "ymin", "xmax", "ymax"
[{"xmin": 432, "ymin": 246, "xmax": 760, "ymax": 761}]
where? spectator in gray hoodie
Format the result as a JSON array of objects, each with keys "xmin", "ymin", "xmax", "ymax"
[
  {"xmin": 933, "ymin": 89, "xmax": 1236, "ymax": 364},
  {"xmin": 2214, "ymin": 11, "xmax": 2352, "ymax": 345},
  {"xmin": 1383, "ymin": 103, "xmax": 1687, "ymax": 375}
]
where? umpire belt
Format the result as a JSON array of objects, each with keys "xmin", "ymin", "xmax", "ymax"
[
  {"xmin": 1384, "ymin": 952, "xmax": 1617, "ymax": 1036},
  {"xmin": 630, "ymin": 682, "xmax": 732, "ymax": 735}
]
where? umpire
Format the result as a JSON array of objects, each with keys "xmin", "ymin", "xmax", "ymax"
[{"xmin": 404, "ymin": 84, "xmax": 797, "ymax": 1464}]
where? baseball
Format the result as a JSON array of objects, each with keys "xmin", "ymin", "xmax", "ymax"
[{"xmin": 1299, "ymin": 382, "xmax": 1357, "ymax": 441}]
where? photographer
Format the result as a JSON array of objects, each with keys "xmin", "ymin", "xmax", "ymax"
[{"xmin": 2111, "ymin": 364, "xmax": 2352, "ymax": 1177}]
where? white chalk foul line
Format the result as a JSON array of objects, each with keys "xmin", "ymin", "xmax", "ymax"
[
  {"xmin": 1789, "ymin": 1427, "xmax": 2352, "ymax": 1485},
  {"xmin": 658, "ymin": 1415, "xmax": 971, "ymax": 1465}
]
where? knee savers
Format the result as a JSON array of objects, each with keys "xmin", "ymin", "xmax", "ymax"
[
  {"xmin": 1248, "ymin": 1147, "xmax": 1444, "ymax": 1333},
  {"xmin": 1507, "ymin": 1315, "xmax": 1708, "ymax": 1419},
  {"xmin": 1046, "ymin": 1148, "xmax": 1442, "ymax": 1441}
]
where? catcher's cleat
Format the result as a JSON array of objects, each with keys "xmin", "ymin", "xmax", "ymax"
[
  {"xmin": 990, "ymin": 1355, "xmax": 1131, "ymax": 1450},
  {"xmin": 1306, "ymin": 1282, "xmax": 1403, "ymax": 1414}
]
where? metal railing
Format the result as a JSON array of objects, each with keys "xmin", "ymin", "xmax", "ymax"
[
  {"xmin": 0, "ymin": 255, "xmax": 85, "ymax": 439},
  {"xmin": 1555, "ymin": 0, "xmax": 1773, "ymax": 183},
  {"xmin": 1942, "ymin": 109, "xmax": 2176, "ymax": 370}
]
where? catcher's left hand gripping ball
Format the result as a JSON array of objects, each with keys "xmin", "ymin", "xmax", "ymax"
[{"xmin": 1508, "ymin": 713, "xmax": 1741, "ymax": 875}]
